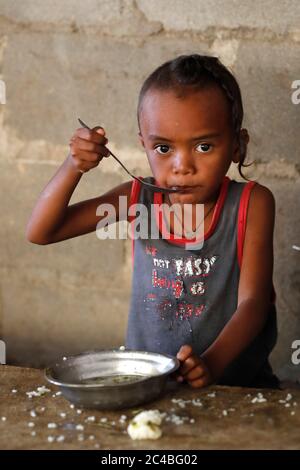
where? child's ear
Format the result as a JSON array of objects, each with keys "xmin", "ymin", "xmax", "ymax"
[
  {"xmin": 138, "ymin": 131, "xmax": 145, "ymax": 148},
  {"xmin": 232, "ymin": 128, "xmax": 249, "ymax": 163}
]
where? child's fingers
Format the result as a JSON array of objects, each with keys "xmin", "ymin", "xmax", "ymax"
[
  {"xmin": 188, "ymin": 376, "xmax": 207, "ymax": 389},
  {"xmin": 93, "ymin": 126, "xmax": 106, "ymax": 135},
  {"xmin": 179, "ymin": 356, "xmax": 202, "ymax": 378},
  {"xmin": 176, "ymin": 345, "xmax": 196, "ymax": 382},
  {"xmin": 72, "ymin": 149, "xmax": 104, "ymax": 163},
  {"xmin": 184, "ymin": 364, "xmax": 206, "ymax": 381},
  {"xmin": 70, "ymin": 137, "xmax": 99, "ymax": 153},
  {"xmin": 72, "ymin": 137, "xmax": 109, "ymax": 157},
  {"xmin": 68, "ymin": 126, "xmax": 110, "ymax": 173},
  {"xmin": 76, "ymin": 127, "xmax": 108, "ymax": 145},
  {"xmin": 176, "ymin": 344, "xmax": 193, "ymax": 362}
]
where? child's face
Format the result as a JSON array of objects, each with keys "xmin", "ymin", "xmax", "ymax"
[{"xmin": 138, "ymin": 86, "xmax": 240, "ymax": 204}]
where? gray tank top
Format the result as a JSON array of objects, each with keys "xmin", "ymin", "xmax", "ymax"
[{"xmin": 126, "ymin": 176, "xmax": 278, "ymax": 387}]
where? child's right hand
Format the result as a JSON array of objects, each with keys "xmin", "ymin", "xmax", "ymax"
[
  {"xmin": 68, "ymin": 125, "xmax": 110, "ymax": 174},
  {"xmin": 176, "ymin": 344, "xmax": 214, "ymax": 388}
]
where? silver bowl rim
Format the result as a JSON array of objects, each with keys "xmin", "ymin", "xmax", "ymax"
[{"xmin": 45, "ymin": 348, "xmax": 180, "ymax": 389}]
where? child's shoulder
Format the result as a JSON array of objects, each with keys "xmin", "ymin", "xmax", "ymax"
[
  {"xmin": 243, "ymin": 181, "xmax": 276, "ymax": 240},
  {"xmin": 246, "ymin": 181, "xmax": 275, "ymax": 214},
  {"xmin": 231, "ymin": 178, "xmax": 275, "ymax": 211}
]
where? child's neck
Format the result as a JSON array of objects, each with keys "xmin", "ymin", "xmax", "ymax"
[{"xmin": 162, "ymin": 184, "xmax": 222, "ymax": 237}]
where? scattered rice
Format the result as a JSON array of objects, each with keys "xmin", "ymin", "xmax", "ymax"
[
  {"xmin": 251, "ymin": 393, "xmax": 267, "ymax": 404},
  {"xmin": 164, "ymin": 413, "xmax": 189, "ymax": 426},
  {"xmin": 192, "ymin": 399, "xmax": 203, "ymax": 407},
  {"xmin": 26, "ymin": 386, "xmax": 51, "ymax": 398}
]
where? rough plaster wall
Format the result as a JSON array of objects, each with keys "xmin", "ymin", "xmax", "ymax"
[{"xmin": 0, "ymin": 1, "xmax": 299, "ymax": 379}]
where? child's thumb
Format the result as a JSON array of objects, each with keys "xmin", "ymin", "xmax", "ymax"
[{"xmin": 93, "ymin": 126, "xmax": 106, "ymax": 136}]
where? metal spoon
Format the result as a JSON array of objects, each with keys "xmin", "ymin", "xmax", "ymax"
[{"xmin": 78, "ymin": 118, "xmax": 181, "ymax": 193}]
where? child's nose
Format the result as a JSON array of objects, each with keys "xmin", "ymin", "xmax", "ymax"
[{"xmin": 172, "ymin": 151, "xmax": 195, "ymax": 175}]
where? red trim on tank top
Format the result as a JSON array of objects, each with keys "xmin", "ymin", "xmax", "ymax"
[
  {"xmin": 237, "ymin": 181, "xmax": 256, "ymax": 266},
  {"xmin": 237, "ymin": 181, "xmax": 276, "ymax": 304},
  {"xmin": 153, "ymin": 176, "xmax": 230, "ymax": 246},
  {"xmin": 129, "ymin": 178, "xmax": 143, "ymax": 267}
]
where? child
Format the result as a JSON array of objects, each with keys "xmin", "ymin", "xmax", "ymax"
[{"xmin": 26, "ymin": 54, "xmax": 279, "ymax": 389}]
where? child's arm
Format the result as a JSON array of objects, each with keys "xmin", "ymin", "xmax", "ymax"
[
  {"xmin": 26, "ymin": 126, "xmax": 132, "ymax": 244},
  {"xmin": 176, "ymin": 184, "xmax": 275, "ymax": 387}
]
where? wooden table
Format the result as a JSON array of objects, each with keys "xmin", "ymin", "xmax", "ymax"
[{"xmin": 0, "ymin": 365, "xmax": 299, "ymax": 450}]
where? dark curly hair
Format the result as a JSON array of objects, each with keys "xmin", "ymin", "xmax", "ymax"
[{"xmin": 137, "ymin": 54, "xmax": 252, "ymax": 180}]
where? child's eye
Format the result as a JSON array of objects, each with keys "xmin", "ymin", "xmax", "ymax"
[
  {"xmin": 154, "ymin": 145, "xmax": 170, "ymax": 155},
  {"xmin": 196, "ymin": 143, "xmax": 212, "ymax": 153}
]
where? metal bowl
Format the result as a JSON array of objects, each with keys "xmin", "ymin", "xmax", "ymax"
[{"xmin": 45, "ymin": 349, "xmax": 180, "ymax": 410}]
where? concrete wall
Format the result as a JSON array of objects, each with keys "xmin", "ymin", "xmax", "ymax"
[{"xmin": 0, "ymin": 1, "xmax": 299, "ymax": 380}]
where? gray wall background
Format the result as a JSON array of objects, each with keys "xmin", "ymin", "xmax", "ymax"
[{"xmin": 0, "ymin": 0, "xmax": 299, "ymax": 381}]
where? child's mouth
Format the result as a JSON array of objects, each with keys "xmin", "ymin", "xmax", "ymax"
[{"xmin": 170, "ymin": 186, "xmax": 195, "ymax": 193}]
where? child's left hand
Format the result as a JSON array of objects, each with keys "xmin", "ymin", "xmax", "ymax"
[{"xmin": 176, "ymin": 344, "xmax": 214, "ymax": 388}]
